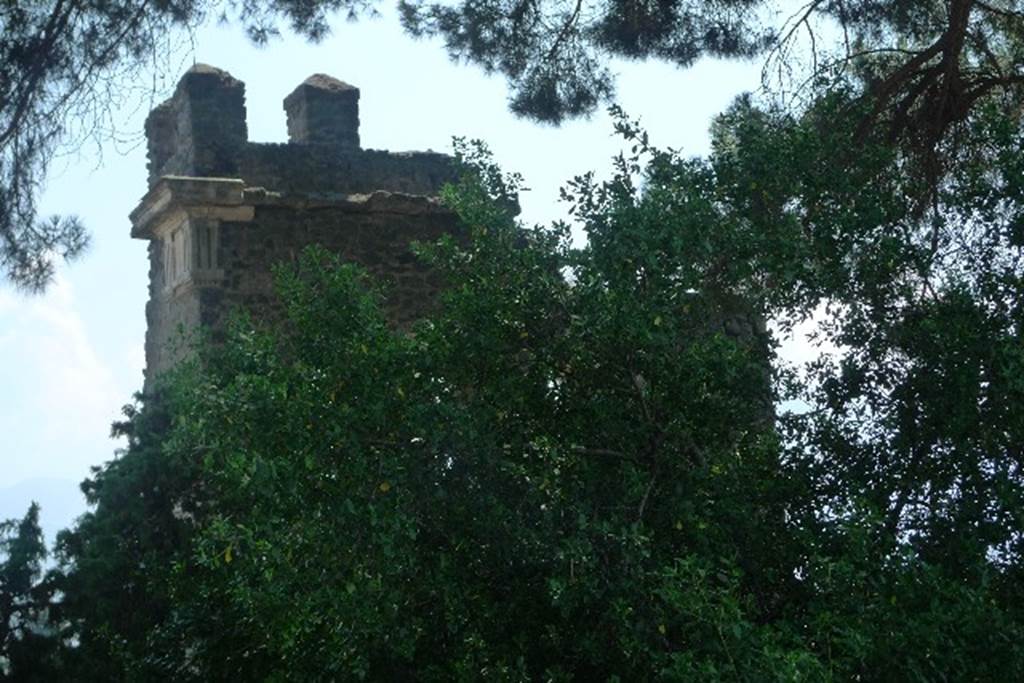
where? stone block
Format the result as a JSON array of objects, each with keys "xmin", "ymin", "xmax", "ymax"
[{"xmin": 284, "ymin": 74, "xmax": 360, "ymax": 148}]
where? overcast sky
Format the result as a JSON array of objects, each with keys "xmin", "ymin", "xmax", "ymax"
[{"xmin": 0, "ymin": 8, "xmax": 771, "ymax": 542}]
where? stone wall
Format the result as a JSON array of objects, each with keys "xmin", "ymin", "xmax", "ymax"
[
  {"xmin": 237, "ymin": 145, "xmax": 454, "ymax": 196},
  {"xmin": 210, "ymin": 192, "xmax": 453, "ymax": 335}
]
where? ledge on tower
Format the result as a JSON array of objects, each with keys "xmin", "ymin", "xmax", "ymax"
[{"xmin": 284, "ymin": 74, "xmax": 360, "ymax": 149}]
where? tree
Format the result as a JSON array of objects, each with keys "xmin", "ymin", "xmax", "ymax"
[
  {"xmin": 47, "ymin": 393, "xmax": 208, "ymax": 679},
  {"xmin": 35, "ymin": 1, "xmax": 1024, "ymax": 677},
  {"xmin": 400, "ymin": 0, "xmax": 770, "ymax": 121},
  {"xmin": 401, "ymin": 0, "xmax": 1024, "ymax": 134},
  {"xmin": 51, "ymin": 128, "xmax": 1024, "ymax": 678},
  {"xmin": 59, "ymin": 149, "xmax": 800, "ymax": 678},
  {"xmin": 0, "ymin": 503, "xmax": 63, "ymax": 680},
  {"xmin": 0, "ymin": 0, "xmax": 371, "ymax": 290}
]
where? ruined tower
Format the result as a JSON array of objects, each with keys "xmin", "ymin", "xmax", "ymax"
[{"xmin": 130, "ymin": 65, "xmax": 459, "ymax": 386}]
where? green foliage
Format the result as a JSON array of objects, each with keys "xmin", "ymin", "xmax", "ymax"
[
  {"xmin": 0, "ymin": 503, "xmax": 63, "ymax": 680},
  {"xmin": 51, "ymin": 124, "xmax": 1024, "ymax": 678},
  {"xmin": 399, "ymin": 0, "xmax": 768, "ymax": 122},
  {"xmin": 40, "ymin": 9, "xmax": 1024, "ymax": 669},
  {"xmin": 47, "ymin": 386, "xmax": 214, "ymax": 679},
  {"xmin": 401, "ymin": 0, "xmax": 1024, "ymax": 137},
  {"xmin": 6, "ymin": 0, "xmax": 1020, "ymax": 678}
]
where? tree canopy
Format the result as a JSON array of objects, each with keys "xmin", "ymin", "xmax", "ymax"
[
  {"xmin": 5, "ymin": 0, "xmax": 1024, "ymax": 288},
  {"xmin": 3, "ymin": 0, "xmax": 1023, "ymax": 678},
  {"xmin": 37, "ymin": 113, "xmax": 1024, "ymax": 677},
  {"xmin": 0, "ymin": 503, "xmax": 64, "ymax": 679}
]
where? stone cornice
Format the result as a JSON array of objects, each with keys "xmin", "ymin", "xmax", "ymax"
[
  {"xmin": 130, "ymin": 176, "xmax": 250, "ymax": 239},
  {"xmin": 131, "ymin": 176, "xmax": 453, "ymax": 240},
  {"xmin": 245, "ymin": 189, "xmax": 452, "ymax": 215}
]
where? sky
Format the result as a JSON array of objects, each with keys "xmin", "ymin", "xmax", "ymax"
[{"xmin": 0, "ymin": 8, "xmax": 779, "ymax": 543}]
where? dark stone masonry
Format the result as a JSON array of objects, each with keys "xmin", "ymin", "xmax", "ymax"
[{"xmin": 132, "ymin": 65, "xmax": 460, "ymax": 386}]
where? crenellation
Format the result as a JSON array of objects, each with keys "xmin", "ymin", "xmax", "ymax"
[
  {"xmin": 143, "ymin": 63, "xmax": 455, "ymax": 196},
  {"xmin": 284, "ymin": 74, "xmax": 360, "ymax": 148},
  {"xmin": 144, "ymin": 64, "xmax": 248, "ymax": 186}
]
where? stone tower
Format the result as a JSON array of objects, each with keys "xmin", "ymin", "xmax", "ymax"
[{"xmin": 130, "ymin": 65, "xmax": 459, "ymax": 386}]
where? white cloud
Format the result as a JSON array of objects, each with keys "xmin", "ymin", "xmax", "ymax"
[
  {"xmin": 32, "ymin": 276, "xmax": 122, "ymax": 425},
  {"xmin": 0, "ymin": 269, "xmax": 127, "ymax": 489}
]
